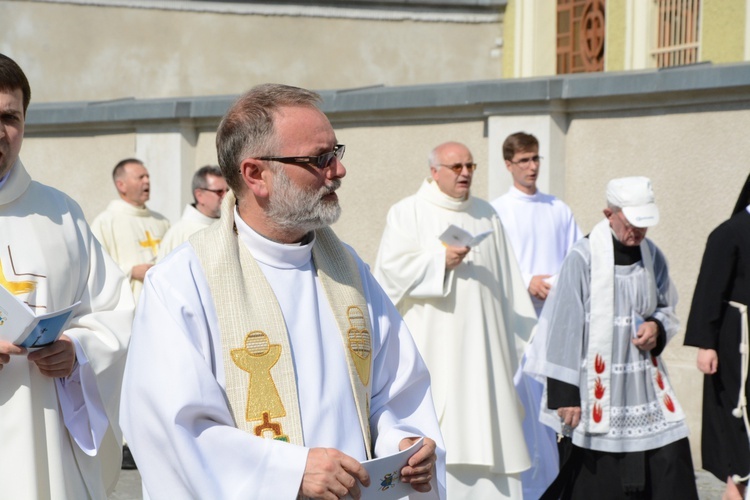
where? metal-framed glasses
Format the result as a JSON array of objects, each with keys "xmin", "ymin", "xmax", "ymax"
[
  {"xmin": 199, "ymin": 188, "xmax": 228, "ymax": 196},
  {"xmin": 257, "ymin": 144, "xmax": 345, "ymax": 170},
  {"xmin": 438, "ymin": 162, "xmax": 477, "ymax": 174},
  {"xmin": 509, "ymin": 155, "xmax": 542, "ymax": 168}
]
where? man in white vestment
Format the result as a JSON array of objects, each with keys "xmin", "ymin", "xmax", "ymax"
[
  {"xmin": 121, "ymin": 83, "xmax": 445, "ymax": 499},
  {"xmin": 524, "ymin": 177, "xmax": 697, "ymax": 499},
  {"xmin": 91, "ymin": 158, "xmax": 170, "ymax": 302},
  {"xmin": 0, "ymin": 53, "xmax": 133, "ymax": 498},
  {"xmin": 374, "ymin": 142, "xmax": 537, "ymax": 499},
  {"xmin": 157, "ymin": 165, "xmax": 227, "ymax": 260},
  {"xmin": 491, "ymin": 132, "xmax": 582, "ymax": 498},
  {"xmin": 491, "ymin": 132, "xmax": 582, "ymax": 317}
]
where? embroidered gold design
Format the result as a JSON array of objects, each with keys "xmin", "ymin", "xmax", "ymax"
[
  {"xmin": 254, "ymin": 412, "xmax": 289, "ymax": 442},
  {"xmin": 139, "ymin": 230, "xmax": 161, "ymax": 256},
  {"xmin": 231, "ymin": 331, "xmax": 286, "ymax": 424},
  {"xmin": 0, "ymin": 259, "xmax": 36, "ymax": 295},
  {"xmin": 347, "ymin": 306, "xmax": 371, "ymax": 385}
]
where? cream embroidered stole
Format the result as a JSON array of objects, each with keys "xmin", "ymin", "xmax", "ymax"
[
  {"xmin": 587, "ymin": 219, "xmax": 684, "ymax": 433},
  {"xmin": 189, "ymin": 194, "xmax": 373, "ymax": 457}
]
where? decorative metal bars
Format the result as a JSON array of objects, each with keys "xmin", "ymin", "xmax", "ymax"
[{"xmin": 652, "ymin": 0, "xmax": 701, "ymax": 67}]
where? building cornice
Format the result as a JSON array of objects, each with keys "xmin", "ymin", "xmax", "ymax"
[{"xmin": 25, "ymin": 63, "xmax": 750, "ymax": 134}]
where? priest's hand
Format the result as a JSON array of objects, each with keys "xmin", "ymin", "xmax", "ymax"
[
  {"xmin": 632, "ymin": 321, "xmax": 659, "ymax": 352},
  {"xmin": 0, "ymin": 341, "xmax": 25, "ymax": 371},
  {"xmin": 300, "ymin": 447, "xmax": 369, "ymax": 499},
  {"xmin": 528, "ymin": 274, "xmax": 552, "ymax": 300},
  {"xmin": 27, "ymin": 334, "xmax": 76, "ymax": 378},
  {"xmin": 697, "ymin": 348, "xmax": 718, "ymax": 375},
  {"xmin": 557, "ymin": 406, "xmax": 581, "ymax": 429},
  {"xmin": 399, "ymin": 436, "xmax": 437, "ymax": 493},
  {"xmin": 131, "ymin": 263, "xmax": 153, "ymax": 283},
  {"xmin": 445, "ymin": 245, "xmax": 470, "ymax": 270}
]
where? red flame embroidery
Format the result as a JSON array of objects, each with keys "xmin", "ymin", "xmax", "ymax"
[
  {"xmin": 656, "ymin": 371, "xmax": 665, "ymax": 390},
  {"xmin": 651, "ymin": 355, "xmax": 658, "ymax": 367},
  {"xmin": 663, "ymin": 394, "xmax": 675, "ymax": 412},
  {"xmin": 592, "ymin": 402, "xmax": 603, "ymax": 423},
  {"xmin": 594, "ymin": 377, "xmax": 605, "ymax": 399},
  {"xmin": 595, "ymin": 354, "xmax": 606, "ymax": 374}
]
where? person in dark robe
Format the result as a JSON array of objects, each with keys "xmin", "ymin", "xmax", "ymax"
[{"xmin": 685, "ymin": 173, "xmax": 750, "ymax": 500}]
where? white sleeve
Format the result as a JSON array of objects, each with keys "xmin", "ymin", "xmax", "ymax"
[
  {"xmin": 120, "ymin": 256, "xmax": 309, "ymax": 499},
  {"xmin": 56, "ymin": 337, "xmax": 110, "ymax": 456},
  {"xmin": 374, "ymin": 206, "xmax": 451, "ymax": 306}
]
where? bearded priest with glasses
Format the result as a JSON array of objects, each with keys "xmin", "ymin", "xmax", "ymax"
[
  {"xmin": 121, "ymin": 84, "xmax": 445, "ymax": 499},
  {"xmin": 374, "ymin": 141, "xmax": 536, "ymax": 499}
]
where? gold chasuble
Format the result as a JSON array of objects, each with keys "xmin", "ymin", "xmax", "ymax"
[{"xmin": 190, "ymin": 194, "xmax": 373, "ymax": 456}]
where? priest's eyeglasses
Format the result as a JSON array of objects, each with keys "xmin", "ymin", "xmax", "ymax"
[
  {"xmin": 257, "ymin": 144, "xmax": 346, "ymax": 170},
  {"xmin": 438, "ymin": 162, "xmax": 477, "ymax": 174},
  {"xmin": 509, "ymin": 155, "xmax": 542, "ymax": 168}
]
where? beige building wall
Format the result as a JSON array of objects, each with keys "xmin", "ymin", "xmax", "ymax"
[
  {"xmin": 20, "ymin": 132, "xmax": 136, "ymax": 221},
  {"xmin": 0, "ymin": 0, "xmax": 504, "ymax": 104},
  {"xmin": 702, "ymin": 0, "xmax": 747, "ymax": 64},
  {"xmin": 504, "ymin": 0, "xmax": 556, "ymax": 78}
]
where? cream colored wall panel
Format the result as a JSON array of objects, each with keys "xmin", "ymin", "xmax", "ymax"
[
  {"xmin": 19, "ymin": 133, "xmax": 136, "ymax": 223},
  {"xmin": 195, "ymin": 130, "xmax": 219, "ymax": 170},
  {"xmin": 0, "ymin": 1, "xmax": 502, "ymax": 104}
]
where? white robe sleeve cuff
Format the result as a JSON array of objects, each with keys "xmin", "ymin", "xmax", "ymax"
[{"xmin": 56, "ymin": 336, "xmax": 109, "ymax": 456}]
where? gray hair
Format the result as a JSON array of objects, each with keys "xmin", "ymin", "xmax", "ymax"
[
  {"xmin": 215, "ymin": 83, "xmax": 322, "ymax": 196},
  {"xmin": 191, "ymin": 165, "xmax": 223, "ymax": 202}
]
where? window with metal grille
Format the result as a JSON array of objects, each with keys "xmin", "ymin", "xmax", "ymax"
[
  {"xmin": 557, "ymin": 0, "xmax": 606, "ymax": 74},
  {"xmin": 652, "ymin": 0, "xmax": 700, "ymax": 67}
]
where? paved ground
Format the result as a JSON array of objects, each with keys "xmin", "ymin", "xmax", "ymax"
[{"xmin": 109, "ymin": 468, "xmax": 727, "ymax": 499}]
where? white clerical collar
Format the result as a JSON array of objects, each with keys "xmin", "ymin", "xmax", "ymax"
[
  {"xmin": 746, "ymin": 204, "xmax": 750, "ymax": 215},
  {"xmin": 233, "ymin": 207, "xmax": 314, "ymax": 269},
  {"xmin": 508, "ymin": 185, "xmax": 541, "ymax": 200},
  {"xmin": 418, "ymin": 177, "xmax": 470, "ymax": 211},
  {"xmin": 109, "ymin": 198, "xmax": 153, "ymax": 216}
]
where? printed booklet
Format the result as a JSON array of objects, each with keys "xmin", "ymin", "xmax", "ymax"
[
  {"xmin": 350, "ymin": 437, "xmax": 425, "ymax": 500},
  {"xmin": 439, "ymin": 224, "xmax": 493, "ymax": 248},
  {"xmin": 0, "ymin": 285, "xmax": 79, "ymax": 349}
]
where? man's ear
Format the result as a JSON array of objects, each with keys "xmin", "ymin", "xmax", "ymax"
[
  {"xmin": 240, "ymin": 158, "xmax": 270, "ymax": 198},
  {"xmin": 193, "ymin": 188, "xmax": 204, "ymax": 206},
  {"xmin": 114, "ymin": 178, "xmax": 126, "ymax": 195},
  {"xmin": 430, "ymin": 167, "xmax": 439, "ymax": 181},
  {"xmin": 603, "ymin": 208, "xmax": 613, "ymax": 219},
  {"xmin": 505, "ymin": 160, "xmax": 513, "ymax": 172}
]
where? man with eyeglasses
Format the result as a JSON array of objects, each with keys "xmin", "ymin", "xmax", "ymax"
[
  {"xmin": 523, "ymin": 177, "xmax": 697, "ymax": 499},
  {"xmin": 91, "ymin": 158, "xmax": 170, "ymax": 304},
  {"xmin": 490, "ymin": 132, "xmax": 582, "ymax": 498},
  {"xmin": 375, "ymin": 141, "xmax": 536, "ymax": 499},
  {"xmin": 121, "ymin": 84, "xmax": 445, "ymax": 499},
  {"xmin": 491, "ymin": 132, "xmax": 582, "ymax": 317},
  {"xmin": 157, "ymin": 165, "xmax": 228, "ymax": 261}
]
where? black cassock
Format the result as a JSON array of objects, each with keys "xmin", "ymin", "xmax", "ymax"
[{"xmin": 685, "ymin": 209, "xmax": 750, "ymax": 482}]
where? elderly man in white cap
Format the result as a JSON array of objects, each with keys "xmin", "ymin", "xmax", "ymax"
[{"xmin": 524, "ymin": 176, "xmax": 698, "ymax": 499}]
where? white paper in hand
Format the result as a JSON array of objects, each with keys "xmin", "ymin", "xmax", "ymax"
[
  {"xmin": 439, "ymin": 224, "xmax": 492, "ymax": 247},
  {"xmin": 0, "ymin": 285, "xmax": 79, "ymax": 348},
  {"xmin": 348, "ymin": 437, "xmax": 425, "ymax": 500}
]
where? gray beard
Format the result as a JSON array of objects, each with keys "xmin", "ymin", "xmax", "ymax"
[{"xmin": 266, "ymin": 167, "xmax": 342, "ymax": 234}]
